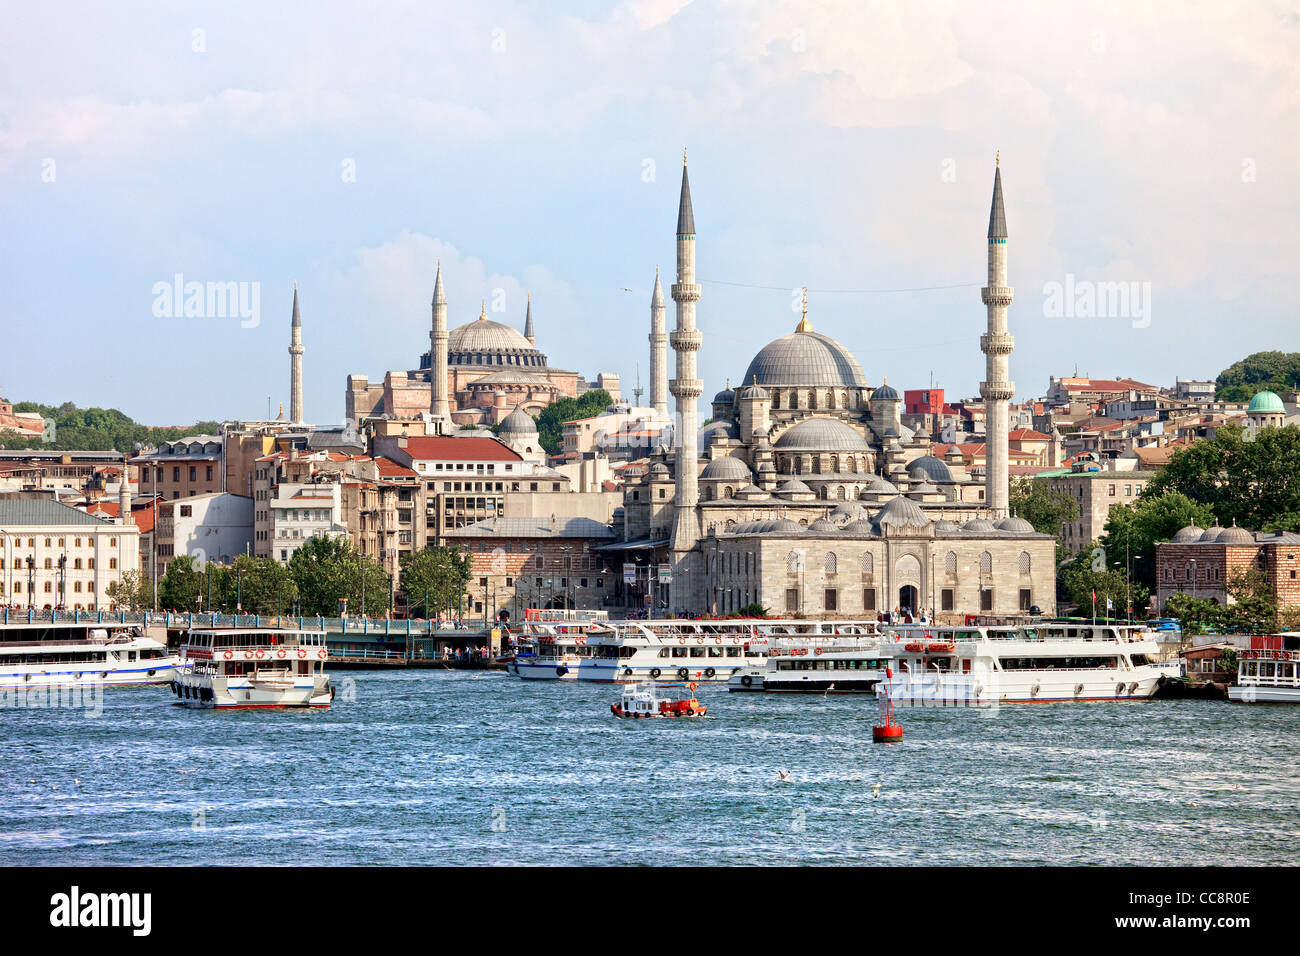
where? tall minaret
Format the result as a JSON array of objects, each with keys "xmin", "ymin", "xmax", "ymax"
[
  {"xmin": 649, "ymin": 266, "xmax": 668, "ymax": 417},
  {"xmin": 523, "ymin": 293, "xmax": 535, "ymax": 346},
  {"xmin": 288, "ymin": 282, "xmax": 304, "ymax": 424},
  {"xmin": 980, "ymin": 154, "xmax": 1014, "ymax": 518},
  {"xmin": 669, "ymin": 150, "xmax": 703, "ymax": 605},
  {"xmin": 429, "ymin": 260, "xmax": 450, "ymax": 428}
]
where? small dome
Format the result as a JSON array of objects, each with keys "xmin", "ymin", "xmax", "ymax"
[
  {"xmin": 700, "ymin": 456, "xmax": 751, "ymax": 481},
  {"xmin": 765, "ymin": 519, "xmax": 804, "ymax": 535},
  {"xmin": 774, "ymin": 418, "xmax": 870, "ymax": 452},
  {"xmin": 1172, "ymin": 524, "xmax": 1204, "ymax": 543},
  {"xmin": 498, "ymin": 406, "xmax": 538, "ymax": 436},
  {"xmin": 698, "ymin": 419, "xmax": 739, "ymax": 451},
  {"xmin": 872, "ymin": 382, "xmax": 900, "ymax": 402},
  {"xmin": 962, "ymin": 518, "xmax": 998, "ymax": 533},
  {"xmin": 909, "ymin": 479, "xmax": 940, "ymax": 496},
  {"xmin": 1198, "ymin": 525, "xmax": 1226, "ymax": 542},
  {"xmin": 1248, "ymin": 390, "xmax": 1285, "ymax": 414},
  {"xmin": 841, "ymin": 518, "xmax": 877, "ymax": 535},
  {"xmin": 713, "ymin": 387, "xmax": 736, "ymax": 404},
  {"xmin": 907, "ymin": 455, "xmax": 953, "ymax": 483},
  {"xmin": 865, "ymin": 475, "xmax": 899, "ymax": 494},
  {"xmin": 873, "ymin": 496, "xmax": 931, "ymax": 532},
  {"xmin": 829, "ymin": 502, "xmax": 869, "ymax": 523},
  {"xmin": 934, "ymin": 519, "xmax": 962, "ymax": 533},
  {"xmin": 738, "ymin": 383, "xmax": 770, "ymax": 400},
  {"xmin": 806, "ymin": 518, "xmax": 840, "ymax": 535},
  {"xmin": 1218, "ymin": 524, "xmax": 1254, "ymax": 543},
  {"xmin": 757, "ymin": 462, "xmax": 776, "ymax": 473},
  {"xmin": 648, "ymin": 462, "xmax": 670, "ymax": 476},
  {"xmin": 776, "ymin": 478, "xmax": 814, "ymax": 496},
  {"xmin": 996, "ymin": 516, "xmax": 1036, "ymax": 533},
  {"xmin": 735, "ymin": 483, "xmax": 768, "ymax": 497}
]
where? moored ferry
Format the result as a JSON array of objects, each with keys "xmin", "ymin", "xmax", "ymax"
[
  {"xmin": 877, "ymin": 621, "xmax": 1163, "ymax": 705},
  {"xmin": 509, "ymin": 618, "xmax": 882, "ymax": 683},
  {"xmin": 172, "ymin": 627, "xmax": 332, "ymax": 709},
  {"xmin": 0, "ymin": 620, "xmax": 179, "ymax": 690},
  {"xmin": 1229, "ymin": 634, "xmax": 1300, "ymax": 703},
  {"xmin": 727, "ymin": 639, "xmax": 886, "ymax": 693}
]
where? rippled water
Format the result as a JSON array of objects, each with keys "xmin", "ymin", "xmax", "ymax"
[{"xmin": 1, "ymin": 670, "xmax": 1296, "ymax": 865}]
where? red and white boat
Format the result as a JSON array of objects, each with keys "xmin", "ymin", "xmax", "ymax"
[
  {"xmin": 611, "ymin": 682, "xmax": 706, "ymax": 718},
  {"xmin": 172, "ymin": 627, "xmax": 332, "ymax": 709},
  {"xmin": 1230, "ymin": 634, "xmax": 1300, "ymax": 703}
]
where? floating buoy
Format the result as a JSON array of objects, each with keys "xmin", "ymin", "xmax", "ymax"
[{"xmin": 873, "ymin": 667, "xmax": 904, "ymax": 743}]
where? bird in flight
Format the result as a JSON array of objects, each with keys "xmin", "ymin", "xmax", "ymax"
[
  {"xmin": 870, "ymin": 783, "xmax": 882, "ymax": 799},
  {"xmin": 776, "ymin": 770, "xmax": 791, "ymax": 782}
]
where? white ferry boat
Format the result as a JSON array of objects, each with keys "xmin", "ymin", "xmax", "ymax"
[
  {"xmin": 0, "ymin": 620, "xmax": 180, "ymax": 690},
  {"xmin": 1230, "ymin": 634, "xmax": 1300, "ymax": 703},
  {"xmin": 727, "ymin": 639, "xmax": 886, "ymax": 693},
  {"xmin": 509, "ymin": 618, "xmax": 882, "ymax": 683},
  {"xmin": 877, "ymin": 621, "xmax": 1163, "ymax": 705},
  {"xmin": 172, "ymin": 627, "xmax": 332, "ymax": 709}
]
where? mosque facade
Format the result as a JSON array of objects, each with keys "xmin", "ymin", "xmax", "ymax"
[{"xmin": 612, "ymin": 156, "xmax": 1056, "ymax": 620}]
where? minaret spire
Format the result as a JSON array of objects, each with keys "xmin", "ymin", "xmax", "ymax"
[
  {"xmin": 429, "ymin": 259, "xmax": 451, "ymax": 427},
  {"xmin": 288, "ymin": 282, "xmax": 304, "ymax": 423},
  {"xmin": 980, "ymin": 157, "xmax": 1014, "ymax": 518},
  {"xmin": 669, "ymin": 150, "xmax": 703, "ymax": 610},
  {"xmin": 649, "ymin": 266, "xmax": 668, "ymax": 417},
  {"xmin": 524, "ymin": 293, "xmax": 535, "ymax": 346}
]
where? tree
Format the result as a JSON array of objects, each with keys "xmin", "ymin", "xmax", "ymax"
[
  {"xmin": 1098, "ymin": 491, "xmax": 1215, "ymax": 594},
  {"xmin": 158, "ymin": 555, "xmax": 202, "ymax": 611},
  {"xmin": 1215, "ymin": 351, "xmax": 1300, "ymax": 402},
  {"xmin": 731, "ymin": 602, "xmax": 770, "ymax": 619},
  {"xmin": 534, "ymin": 389, "xmax": 611, "ymax": 455},
  {"xmin": 1146, "ymin": 423, "xmax": 1300, "ymax": 531},
  {"xmin": 399, "ymin": 546, "xmax": 472, "ymax": 618},
  {"xmin": 220, "ymin": 555, "xmax": 296, "ymax": 616},
  {"xmin": 1058, "ymin": 550, "xmax": 1149, "ymax": 617},
  {"xmin": 106, "ymin": 569, "xmax": 153, "ymax": 611},
  {"xmin": 1013, "ymin": 478, "xmax": 1080, "ymax": 535},
  {"xmin": 1164, "ymin": 568, "xmax": 1279, "ymax": 635},
  {"xmin": 288, "ymin": 535, "xmax": 389, "ymax": 617}
]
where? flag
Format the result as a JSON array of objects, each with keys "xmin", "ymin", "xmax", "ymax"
[{"xmin": 1106, "ymin": 598, "xmax": 1114, "ymax": 611}]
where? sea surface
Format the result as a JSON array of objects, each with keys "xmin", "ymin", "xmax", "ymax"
[{"xmin": 1, "ymin": 670, "xmax": 1296, "ymax": 866}]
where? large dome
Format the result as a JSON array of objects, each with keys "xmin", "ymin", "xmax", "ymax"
[
  {"xmin": 449, "ymin": 317, "xmax": 535, "ymax": 354},
  {"xmin": 743, "ymin": 330, "xmax": 868, "ymax": 388},
  {"xmin": 774, "ymin": 418, "xmax": 870, "ymax": 452}
]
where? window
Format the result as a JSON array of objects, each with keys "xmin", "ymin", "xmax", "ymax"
[
  {"xmin": 824, "ymin": 588, "xmax": 838, "ymax": 611},
  {"xmin": 825, "ymin": 552, "xmax": 837, "ymax": 575},
  {"xmin": 785, "ymin": 589, "xmax": 799, "ymax": 612},
  {"xmin": 859, "ymin": 552, "xmax": 873, "ymax": 578},
  {"xmin": 979, "ymin": 552, "xmax": 992, "ymax": 575},
  {"xmin": 1019, "ymin": 588, "xmax": 1032, "ymax": 610},
  {"xmin": 863, "ymin": 589, "xmax": 876, "ymax": 610},
  {"xmin": 1019, "ymin": 552, "xmax": 1031, "ymax": 575},
  {"xmin": 941, "ymin": 588, "xmax": 955, "ymax": 611},
  {"xmin": 180, "ymin": 505, "xmax": 193, "ymax": 517},
  {"xmin": 787, "ymin": 551, "xmax": 802, "ymax": 572},
  {"xmin": 945, "ymin": 551, "xmax": 957, "ymax": 575},
  {"xmin": 980, "ymin": 588, "xmax": 993, "ymax": 611}
]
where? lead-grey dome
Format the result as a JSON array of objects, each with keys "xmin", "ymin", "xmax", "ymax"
[
  {"xmin": 774, "ymin": 418, "xmax": 870, "ymax": 452},
  {"xmin": 872, "ymin": 382, "xmax": 900, "ymax": 401},
  {"xmin": 873, "ymin": 496, "xmax": 931, "ymax": 532},
  {"xmin": 806, "ymin": 518, "xmax": 839, "ymax": 535},
  {"xmin": 498, "ymin": 406, "xmax": 538, "ymax": 436},
  {"xmin": 698, "ymin": 419, "xmax": 739, "ymax": 451},
  {"xmin": 700, "ymin": 456, "xmax": 751, "ymax": 481},
  {"xmin": 907, "ymin": 456, "xmax": 953, "ymax": 483},
  {"xmin": 962, "ymin": 518, "xmax": 998, "ymax": 533},
  {"xmin": 1172, "ymin": 524, "xmax": 1204, "ymax": 543},
  {"xmin": 765, "ymin": 518, "xmax": 804, "ymax": 535},
  {"xmin": 1198, "ymin": 524, "xmax": 1226, "ymax": 542},
  {"xmin": 996, "ymin": 516, "xmax": 1035, "ymax": 533},
  {"xmin": 841, "ymin": 518, "xmax": 877, "ymax": 535},
  {"xmin": 1218, "ymin": 523, "xmax": 1255, "ymax": 543},
  {"xmin": 743, "ymin": 330, "xmax": 868, "ymax": 388},
  {"xmin": 776, "ymin": 478, "xmax": 814, "ymax": 495}
]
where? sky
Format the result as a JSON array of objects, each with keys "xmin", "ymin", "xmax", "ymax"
[{"xmin": 1, "ymin": 0, "xmax": 1297, "ymax": 427}]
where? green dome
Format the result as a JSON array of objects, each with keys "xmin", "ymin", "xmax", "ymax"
[{"xmin": 1248, "ymin": 390, "xmax": 1285, "ymax": 414}]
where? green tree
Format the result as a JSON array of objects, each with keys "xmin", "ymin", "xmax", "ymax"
[
  {"xmin": 1098, "ymin": 491, "xmax": 1215, "ymax": 594},
  {"xmin": 1146, "ymin": 423, "xmax": 1300, "ymax": 531},
  {"xmin": 731, "ymin": 602, "xmax": 770, "ymax": 619},
  {"xmin": 105, "ymin": 568, "xmax": 153, "ymax": 611},
  {"xmin": 288, "ymin": 535, "xmax": 389, "ymax": 617},
  {"xmin": 1215, "ymin": 351, "xmax": 1300, "ymax": 402},
  {"xmin": 1058, "ymin": 550, "xmax": 1149, "ymax": 618},
  {"xmin": 1013, "ymin": 477, "xmax": 1080, "ymax": 535},
  {"xmin": 399, "ymin": 546, "xmax": 472, "ymax": 618},
  {"xmin": 158, "ymin": 555, "xmax": 202, "ymax": 611},
  {"xmin": 533, "ymin": 389, "xmax": 611, "ymax": 455},
  {"xmin": 220, "ymin": 555, "xmax": 296, "ymax": 616}
]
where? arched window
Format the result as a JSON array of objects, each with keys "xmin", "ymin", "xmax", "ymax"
[
  {"xmin": 945, "ymin": 551, "xmax": 957, "ymax": 574},
  {"xmin": 787, "ymin": 551, "xmax": 803, "ymax": 572},
  {"xmin": 826, "ymin": 552, "xmax": 838, "ymax": 574},
  {"xmin": 979, "ymin": 551, "xmax": 993, "ymax": 575},
  {"xmin": 1019, "ymin": 551, "xmax": 1032, "ymax": 575},
  {"xmin": 860, "ymin": 552, "xmax": 874, "ymax": 578}
]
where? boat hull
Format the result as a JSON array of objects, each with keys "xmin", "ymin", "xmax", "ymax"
[
  {"xmin": 172, "ymin": 672, "xmax": 331, "ymax": 709},
  {"xmin": 0, "ymin": 660, "xmax": 181, "ymax": 691},
  {"xmin": 1228, "ymin": 684, "xmax": 1300, "ymax": 703}
]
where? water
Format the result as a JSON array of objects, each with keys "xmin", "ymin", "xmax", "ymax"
[{"xmin": 1, "ymin": 671, "xmax": 1296, "ymax": 865}]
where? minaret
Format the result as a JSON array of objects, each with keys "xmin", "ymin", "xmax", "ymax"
[
  {"xmin": 429, "ymin": 260, "xmax": 450, "ymax": 428},
  {"xmin": 669, "ymin": 150, "xmax": 703, "ymax": 606},
  {"xmin": 649, "ymin": 267, "xmax": 668, "ymax": 417},
  {"xmin": 118, "ymin": 474, "xmax": 132, "ymax": 527},
  {"xmin": 980, "ymin": 154, "xmax": 1014, "ymax": 518},
  {"xmin": 524, "ymin": 294, "xmax": 535, "ymax": 346},
  {"xmin": 288, "ymin": 282, "xmax": 304, "ymax": 424}
]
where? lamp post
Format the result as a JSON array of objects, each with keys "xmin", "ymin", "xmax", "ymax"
[
  {"xmin": 26, "ymin": 556, "xmax": 34, "ymax": 610},
  {"xmin": 58, "ymin": 553, "xmax": 66, "ymax": 613}
]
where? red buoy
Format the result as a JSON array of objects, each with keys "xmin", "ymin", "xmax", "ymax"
[{"xmin": 873, "ymin": 666, "xmax": 903, "ymax": 743}]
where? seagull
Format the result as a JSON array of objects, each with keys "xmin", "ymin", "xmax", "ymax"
[
  {"xmin": 73, "ymin": 779, "xmax": 81, "ymax": 786},
  {"xmin": 776, "ymin": 770, "xmax": 791, "ymax": 782},
  {"xmin": 1188, "ymin": 801, "xmax": 1200, "ymax": 807},
  {"xmin": 176, "ymin": 769, "xmax": 195, "ymax": 774},
  {"xmin": 824, "ymin": 683, "xmax": 836, "ymax": 698},
  {"xmin": 1228, "ymin": 783, "xmax": 1242, "ymax": 791},
  {"xmin": 870, "ymin": 783, "xmax": 882, "ymax": 799}
]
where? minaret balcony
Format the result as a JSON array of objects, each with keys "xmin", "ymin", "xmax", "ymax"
[
  {"xmin": 980, "ymin": 332, "xmax": 1015, "ymax": 355},
  {"xmin": 979, "ymin": 382, "xmax": 1016, "ymax": 402},
  {"xmin": 981, "ymin": 286, "xmax": 1014, "ymax": 307},
  {"xmin": 669, "ymin": 329, "xmax": 703, "ymax": 351},
  {"xmin": 671, "ymin": 283, "xmax": 701, "ymax": 302},
  {"xmin": 669, "ymin": 378, "xmax": 703, "ymax": 399}
]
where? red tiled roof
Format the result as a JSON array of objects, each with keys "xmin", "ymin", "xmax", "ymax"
[
  {"xmin": 86, "ymin": 500, "xmax": 157, "ymax": 534},
  {"xmin": 374, "ymin": 456, "xmax": 419, "ymax": 479},
  {"xmin": 403, "ymin": 436, "xmax": 522, "ymax": 462},
  {"xmin": 1008, "ymin": 428, "xmax": 1051, "ymax": 440}
]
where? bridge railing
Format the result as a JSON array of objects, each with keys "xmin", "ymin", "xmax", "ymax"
[{"xmin": 0, "ymin": 607, "xmax": 489, "ymax": 637}]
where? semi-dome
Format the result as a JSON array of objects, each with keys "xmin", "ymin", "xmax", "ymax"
[
  {"xmin": 907, "ymin": 455, "xmax": 953, "ymax": 483},
  {"xmin": 498, "ymin": 406, "xmax": 539, "ymax": 436},
  {"xmin": 1218, "ymin": 523, "xmax": 1255, "ymax": 543},
  {"xmin": 743, "ymin": 330, "xmax": 868, "ymax": 388},
  {"xmin": 765, "ymin": 519, "xmax": 804, "ymax": 535},
  {"xmin": 873, "ymin": 496, "xmax": 931, "ymax": 532},
  {"xmin": 1172, "ymin": 524, "xmax": 1204, "ymax": 543},
  {"xmin": 996, "ymin": 516, "xmax": 1036, "ymax": 533},
  {"xmin": 700, "ymin": 456, "xmax": 751, "ymax": 481},
  {"xmin": 774, "ymin": 418, "xmax": 870, "ymax": 452},
  {"xmin": 1248, "ymin": 390, "xmax": 1285, "ymax": 414},
  {"xmin": 841, "ymin": 518, "xmax": 877, "ymax": 535}
]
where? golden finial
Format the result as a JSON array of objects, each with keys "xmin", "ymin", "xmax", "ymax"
[
  {"xmin": 883, "ymin": 374, "xmax": 888, "ymax": 385},
  {"xmin": 480, "ymin": 299, "xmax": 487, "ymax": 320},
  {"xmin": 795, "ymin": 287, "xmax": 813, "ymax": 333},
  {"xmin": 293, "ymin": 279, "xmax": 297, "ymax": 291},
  {"xmin": 752, "ymin": 374, "xmax": 758, "ymax": 386},
  {"xmin": 996, "ymin": 150, "xmax": 1000, "ymax": 167},
  {"xmin": 683, "ymin": 147, "xmax": 688, "ymax": 166}
]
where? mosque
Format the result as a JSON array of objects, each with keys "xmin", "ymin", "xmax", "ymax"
[{"xmin": 611, "ymin": 155, "xmax": 1057, "ymax": 620}]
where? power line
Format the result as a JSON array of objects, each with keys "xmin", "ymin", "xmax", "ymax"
[{"xmin": 699, "ymin": 278, "xmax": 982, "ymax": 294}]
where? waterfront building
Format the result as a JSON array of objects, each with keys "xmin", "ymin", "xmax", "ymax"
[
  {"xmin": 155, "ymin": 492, "xmax": 254, "ymax": 578},
  {"xmin": 1155, "ymin": 524, "xmax": 1300, "ymax": 615}
]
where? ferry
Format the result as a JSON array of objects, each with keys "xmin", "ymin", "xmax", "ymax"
[
  {"xmin": 508, "ymin": 618, "xmax": 882, "ymax": 683},
  {"xmin": 611, "ymin": 682, "xmax": 706, "ymax": 718},
  {"xmin": 877, "ymin": 621, "xmax": 1164, "ymax": 705},
  {"xmin": 727, "ymin": 639, "xmax": 886, "ymax": 693},
  {"xmin": 172, "ymin": 627, "xmax": 332, "ymax": 709},
  {"xmin": 0, "ymin": 620, "xmax": 180, "ymax": 690},
  {"xmin": 1230, "ymin": 634, "xmax": 1300, "ymax": 703}
]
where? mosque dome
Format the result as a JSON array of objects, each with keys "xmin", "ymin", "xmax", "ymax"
[
  {"xmin": 698, "ymin": 419, "xmax": 739, "ymax": 450},
  {"xmin": 743, "ymin": 330, "xmax": 868, "ymax": 388},
  {"xmin": 776, "ymin": 478, "xmax": 814, "ymax": 496},
  {"xmin": 774, "ymin": 418, "xmax": 870, "ymax": 452},
  {"xmin": 713, "ymin": 386, "xmax": 736, "ymax": 405},
  {"xmin": 907, "ymin": 456, "xmax": 953, "ymax": 483},
  {"xmin": 1198, "ymin": 524, "xmax": 1226, "ymax": 542},
  {"xmin": 1217, "ymin": 523, "xmax": 1254, "ymax": 543},
  {"xmin": 873, "ymin": 496, "xmax": 931, "ymax": 532},
  {"xmin": 934, "ymin": 520, "xmax": 962, "ymax": 533},
  {"xmin": 841, "ymin": 518, "xmax": 877, "ymax": 535},
  {"xmin": 962, "ymin": 518, "xmax": 998, "ymax": 533},
  {"xmin": 738, "ymin": 382, "xmax": 770, "ymax": 400},
  {"xmin": 865, "ymin": 475, "xmax": 899, "ymax": 494},
  {"xmin": 700, "ymin": 456, "xmax": 751, "ymax": 481},
  {"xmin": 765, "ymin": 519, "xmax": 804, "ymax": 535},
  {"xmin": 806, "ymin": 518, "xmax": 840, "ymax": 535},
  {"xmin": 1172, "ymin": 524, "xmax": 1204, "ymax": 542},
  {"xmin": 872, "ymin": 382, "xmax": 900, "ymax": 402},
  {"xmin": 829, "ymin": 502, "xmax": 869, "ymax": 523},
  {"xmin": 996, "ymin": 516, "xmax": 1036, "ymax": 533},
  {"xmin": 1248, "ymin": 391, "xmax": 1285, "ymax": 414},
  {"xmin": 648, "ymin": 462, "xmax": 671, "ymax": 478},
  {"xmin": 498, "ymin": 406, "xmax": 538, "ymax": 436},
  {"xmin": 449, "ymin": 316, "xmax": 535, "ymax": 355}
]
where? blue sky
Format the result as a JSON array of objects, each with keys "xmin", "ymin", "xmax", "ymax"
[{"xmin": 2, "ymin": 0, "xmax": 1296, "ymax": 426}]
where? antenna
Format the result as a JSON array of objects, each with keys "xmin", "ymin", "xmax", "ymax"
[{"xmin": 633, "ymin": 363, "xmax": 644, "ymax": 406}]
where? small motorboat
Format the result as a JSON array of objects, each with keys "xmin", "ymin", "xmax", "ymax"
[{"xmin": 611, "ymin": 682, "xmax": 706, "ymax": 719}]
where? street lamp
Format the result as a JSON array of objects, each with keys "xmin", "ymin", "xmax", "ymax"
[{"xmin": 25, "ymin": 556, "xmax": 34, "ymax": 610}]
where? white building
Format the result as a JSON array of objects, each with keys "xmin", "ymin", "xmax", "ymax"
[
  {"xmin": 156, "ymin": 492, "xmax": 254, "ymax": 576},
  {"xmin": 269, "ymin": 481, "xmax": 347, "ymax": 563}
]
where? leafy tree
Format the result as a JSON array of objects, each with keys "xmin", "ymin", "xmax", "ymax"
[
  {"xmin": 288, "ymin": 535, "xmax": 390, "ymax": 617},
  {"xmin": 1058, "ymin": 550, "xmax": 1149, "ymax": 617},
  {"xmin": 105, "ymin": 568, "xmax": 153, "ymax": 611},
  {"xmin": 1165, "ymin": 569, "xmax": 1279, "ymax": 635},
  {"xmin": 0, "ymin": 398, "xmax": 221, "ymax": 454},
  {"xmin": 220, "ymin": 555, "xmax": 296, "ymax": 616},
  {"xmin": 1098, "ymin": 491, "xmax": 1215, "ymax": 593},
  {"xmin": 158, "ymin": 555, "xmax": 202, "ymax": 611},
  {"xmin": 534, "ymin": 389, "xmax": 611, "ymax": 455},
  {"xmin": 730, "ymin": 602, "xmax": 770, "ymax": 618},
  {"xmin": 399, "ymin": 546, "xmax": 472, "ymax": 618},
  {"xmin": 1146, "ymin": 423, "xmax": 1300, "ymax": 531},
  {"xmin": 1215, "ymin": 351, "xmax": 1300, "ymax": 402},
  {"xmin": 1013, "ymin": 477, "xmax": 1080, "ymax": 535}
]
